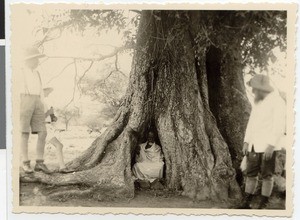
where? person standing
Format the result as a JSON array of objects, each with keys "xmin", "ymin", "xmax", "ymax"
[
  {"xmin": 19, "ymin": 46, "xmax": 51, "ymax": 174},
  {"xmin": 240, "ymin": 74, "xmax": 286, "ymax": 209}
]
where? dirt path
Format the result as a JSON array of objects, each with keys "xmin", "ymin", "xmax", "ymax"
[{"xmin": 20, "ymin": 182, "xmax": 285, "ymax": 209}]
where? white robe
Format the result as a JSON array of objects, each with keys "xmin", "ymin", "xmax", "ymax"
[
  {"xmin": 244, "ymin": 91, "xmax": 286, "ymax": 152},
  {"xmin": 132, "ymin": 142, "xmax": 164, "ymax": 183}
]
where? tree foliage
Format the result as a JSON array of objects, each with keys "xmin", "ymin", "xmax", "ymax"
[
  {"xmin": 37, "ymin": 10, "xmax": 286, "ymax": 70},
  {"xmin": 81, "ymin": 59, "xmax": 128, "ymax": 110},
  {"xmin": 35, "ymin": 9, "xmax": 140, "ymax": 49},
  {"xmin": 33, "ymin": 10, "xmax": 287, "ymax": 109},
  {"xmin": 191, "ymin": 10, "xmax": 287, "ymax": 70}
]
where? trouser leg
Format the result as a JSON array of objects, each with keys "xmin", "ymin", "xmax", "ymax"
[
  {"xmin": 261, "ymin": 176, "xmax": 274, "ymax": 197},
  {"xmin": 245, "ymin": 149, "xmax": 260, "ymax": 194},
  {"xmin": 259, "ymin": 177, "xmax": 274, "ymax": 209},
  {"xmin": 261, "ymin": 151, "xmax": 276, "ymax": 196},
  {"xmin": 258, "ymin": 151, "xmax": 277, "ymax": 209},
  {"xmin": 245, "ymin": 176, "xmax": 259, "ymax": 194},
  {"xmin": 239, "ymin": 177, "xmax": 257, "ymax": 209},
  {"xmin": 239, "ymin": 148, "xmax": 260, "ymax": 209}
]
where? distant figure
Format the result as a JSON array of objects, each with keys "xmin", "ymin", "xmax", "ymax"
[
  {"xmin": 43, "ymin": 87, "xmax": 74, "ymax": 173},
  {"xmin": 132, "ymin": 131, "xmax": 164, "ymax": 184},
  {"xmin": 19, "ymin": 46, "xmax": 51, "ymax": 174},
  {"xmin": 240, "ymin": 74, "xmax": 286, "ymax": 209}
]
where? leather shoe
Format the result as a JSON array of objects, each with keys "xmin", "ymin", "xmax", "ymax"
[
  {"xmin": 34, "ymin": 160, "xmax": 52, "ymax": 174},
  {"xmin": 22, "ymin": 160, "xmax": 33, "ymax": 174}
]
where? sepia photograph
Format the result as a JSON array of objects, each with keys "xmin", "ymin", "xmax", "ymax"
[{"xmin": 10, "ymin": 3, "xmax": 295, "ymax": 216}]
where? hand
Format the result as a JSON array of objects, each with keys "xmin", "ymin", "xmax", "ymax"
[
  {"xmin": 242, "ymin": 142, "xmax": 249, "ymax": 156},
  {"xmin": 52, "ymin": 116, "xmax": 58, "ymax": 122},
  {"xmin": 263, "ymin": 145, "xmax": 275, "ymax": 160}
]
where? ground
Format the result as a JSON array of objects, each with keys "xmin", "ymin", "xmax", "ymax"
[{"xmin": 20, "ymin": 125, "xmax": 286, "ymax": 209}]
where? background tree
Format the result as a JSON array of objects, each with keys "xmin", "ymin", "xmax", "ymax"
[
  {"xmin": 56, "ymin": 107, "xmax": 80, "ymax": 131},
  {"xmin": 80, "ymin": 56, "xmax": 129, "ymax": 132},
  {"xmin": 81, "ymin": 61, "xmax": 129, "ymax": 115},
  {"xmin": 20, "ymin": 9, "xmax": 287, "ymax": 204}
]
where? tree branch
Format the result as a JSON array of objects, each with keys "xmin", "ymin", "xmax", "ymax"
[
  {"xmin": 88, "ymin": 43, "xmax": 119, "ymax": 48},
  {"xmin": 46, "ymin": 61, "xmax": 75, "ymax": 84},
  {"xmin": 114, "ymin": 53, "xmax": 119, "ymax": 71},
  {"xmin": 201, "ymin": 25, "xmax": 217, "ymax": 48},
  {"xmin": 77, "ymin": 61, "xmax": 94, "ymax": 96},
  {"xmin": 64, "ymin": 59, "xmax": 78, "ymax": 109},
  {"xmin": 46, "ymin": 46, "xmax": 128, "ymax": 62},
  {"xmin": 35, "ymin": 20, "xmax": 74, "ymax": 48}
]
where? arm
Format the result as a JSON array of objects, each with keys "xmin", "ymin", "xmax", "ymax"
[
  {"xmin": 267, "ymin": 97, "xmax": 286, "ymax": 147},
  {"xmin": 45, "ymin": 107, "xmax": 54, "ymax": 118}
]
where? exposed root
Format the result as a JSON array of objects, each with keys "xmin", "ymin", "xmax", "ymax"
[
  {"xmin": 204, "ymin": 109, "xmax": 243, "ymax": 201},
  {"xmin": 84, "ymin": 107, "xmax": 130, "ymax": 168},
  {"xmin": 65, "ymin": 106, "xmax": 130, "ymax": 171},
  {"xmin": 65, "ymin": 139, "xmax": 99, "ymax": 170},
  {"xmin": 20, "ymin": 124, "xmax": 137, "ymax": 200},
  {"xmin": 20, "ymin": 168, "xmax": 98, "ymax": 187}
]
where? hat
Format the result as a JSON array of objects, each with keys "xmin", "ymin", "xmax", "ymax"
[
  {"xmin": 247, "ymin": 74, "xmax": 274, "ymax": 92},
  {"xmin": 23, "ymin": 46, "xmax": 45, "ymax": 61}
]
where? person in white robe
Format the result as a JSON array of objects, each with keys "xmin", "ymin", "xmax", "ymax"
[{"xmin": 132, "ymin": 131, "xmax": 164, "ymax": 183}]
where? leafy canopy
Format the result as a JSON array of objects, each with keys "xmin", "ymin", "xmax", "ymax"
[
  {"xmin": 192, "ymin": 10, "xmax": 286, "ymax": 69},
  {"xmin": 37, "ymin": 9, "xmax": 286, "ymax": 70}
]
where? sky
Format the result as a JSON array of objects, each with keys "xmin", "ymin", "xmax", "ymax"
[
  {"xmin": 11, "ymin": 7, "xmax": 134, "ymax": 123},
  {"xmin": 39, "ymin": 31, "xmax": 132, "ymax": 108}
]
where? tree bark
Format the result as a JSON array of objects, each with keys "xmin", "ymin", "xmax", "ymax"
[
  {"xmin": 205, "ymin": 46, "xmax": 251, "ymax": 184},
  {"xmin": 21, "ymin": 10, "xmax": 250, "ymax": 203}
]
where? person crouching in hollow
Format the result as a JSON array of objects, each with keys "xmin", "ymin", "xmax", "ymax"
[{"xmin": 132, "ymin": 131, "xmax": 164, "ymax": 189}]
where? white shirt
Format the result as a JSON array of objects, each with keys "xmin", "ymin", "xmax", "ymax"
[
  {"xmin": 20, "ymin": 67, "xmax": 42, "ymax": 96},
  {"xmin": 244, "ymin": 92, "xmax": 286, "ymax": 153}
]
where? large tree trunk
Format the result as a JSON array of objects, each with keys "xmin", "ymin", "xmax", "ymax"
[
  {"xmin": 21, "ymin": 10, "xmax": 250, "ymax": 203},
  {"xmin": 205, "ymin": 46, "xmax": 251, "ymax": 185}
]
